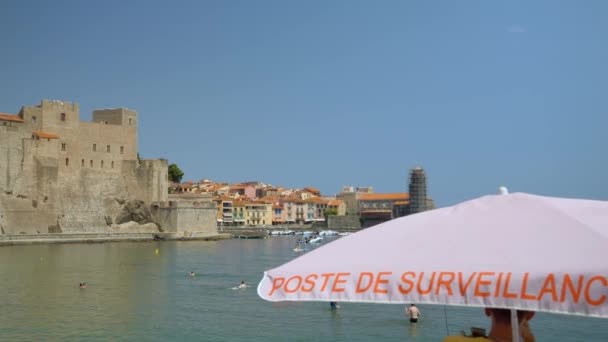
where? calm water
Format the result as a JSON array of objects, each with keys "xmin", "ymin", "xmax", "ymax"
[{"xmin": 1, "ymin": 237, "xmax": 607, "ymax": 341}]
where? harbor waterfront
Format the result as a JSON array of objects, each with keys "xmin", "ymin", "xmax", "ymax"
[{"xmin": 1, "ymin": 237, "xmax": 607, "ymax": 341}]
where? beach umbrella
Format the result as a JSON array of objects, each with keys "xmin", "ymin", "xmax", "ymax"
[{"xmin": 257, "ymin": 190, "xmax": 608, "ymax": 339}]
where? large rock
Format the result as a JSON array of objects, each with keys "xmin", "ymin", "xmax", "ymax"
[
  {"xmin": 115, "ymin": 200, "xmax": 152, "ymax": 225},
  {"xmin": 112, "ymin": 221, "xmax": 159, "ymax": 233}
]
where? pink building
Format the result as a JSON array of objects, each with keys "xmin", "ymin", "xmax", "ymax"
[{"xmin": 230, "ymin": 184, "xmax": 256, "ymax": 200}]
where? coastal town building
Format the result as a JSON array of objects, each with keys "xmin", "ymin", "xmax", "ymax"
[
  {"xmin": 327, "ymin": 199, "xmax": 346, "ymax": 216},
  {"xmin": 358, "ymin": 193, "xmax": 410, "ymax": 226},
  {"xmin": 229, "ymin": 199, "xmax": 272, "ymax": 226},
  {"xmin": 194, "ymin": 167, "xmax": 432, "ymax": 229},
  {"xmin": 337, "ymin": 167, "xmax": 434, "ymax": 227}
]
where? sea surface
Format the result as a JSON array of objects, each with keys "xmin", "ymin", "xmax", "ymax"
[{"xmin": 1, "ymin": 236, "xmax": 607, "ymax": 341}]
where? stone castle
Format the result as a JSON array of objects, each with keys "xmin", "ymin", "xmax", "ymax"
[{"xmin": 0, "ymin": 99, "xmax": 216, "ymax": 236}]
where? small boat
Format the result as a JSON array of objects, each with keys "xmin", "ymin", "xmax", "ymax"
[
  {"xmin": 309, "ymin": 237, "xmax": 323, "ymax": 244},
  {"xmin": 319, "ymin": 230, "xmax": 338, "ymax": 236},
  {"xmin": 270, "ymin": 230, "xmax": 295, "ymax": 236},
  {"xmin": 338, "ymin": 232, "xmax": 351, "ymax": 236}
]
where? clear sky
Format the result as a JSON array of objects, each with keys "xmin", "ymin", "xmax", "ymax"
[{"xmin": 1, "ymin": 0, "xmax": 606, "ymax": 206}]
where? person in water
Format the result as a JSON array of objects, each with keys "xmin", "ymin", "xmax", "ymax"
[
  {"xmin": 189, "ymin": 271, "xmax": 195, "ymax": 277},
  {"xmin": 329, "ymin": 301, "xmax": 339, "ymax": 309},
  {"xmin": 79, "ymin": 283, "xmax": 87, "ymax": 289},
  {"xmin": 406, "ymin": 304, "xmax": 421, "ymax": 323},
  {"xmin": 443, "ymin": 308, "xmax": 535, "ymax": 342},
  {"xmin": 238, "ymin": 281, "xmax": 247, "ymax": 289}
]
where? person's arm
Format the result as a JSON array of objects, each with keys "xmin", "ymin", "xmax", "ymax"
[{"xmin": 519, "ymin": 319, "xmax": 535, "ymax": 342}]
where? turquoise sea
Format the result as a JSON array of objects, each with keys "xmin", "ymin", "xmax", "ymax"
[{"xmin": 1, "ymin": 236, "xmax": 607, "ymax": 341}]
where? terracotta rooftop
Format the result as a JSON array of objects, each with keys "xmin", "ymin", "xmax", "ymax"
[
  {"xmin": 0, "ymin": 113, "xmax": 23, "ymax": 122},
  {"xmin": 328, "ymin": 199, "xmax": 344, "ymax": 206},
  {"xmin": 32, "ymin": 131, "xmax": 59, "ymax": 139},
  {"xmin": 303, "ymin": 187, "xmax": 321, "ymax": 194},
  {"xmin": 359, "ymin": 193, "xmax": 409, "ymax": 201}
]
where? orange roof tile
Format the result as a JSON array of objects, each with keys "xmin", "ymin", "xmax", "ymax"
[
  {"xmin": 0, "ymin": 113, "xmax": 23, "ymax": 122},
  {"xmin": 32, "ymin": 131, "xmax": 59, "ymax": 139},
  {"xmin": 303, "ymin": 187, "xmax": 321, "ymax": 194},
  {"xmin": 328, "ymin": 199, "xmax": 344, "ymax": 206},
  {"xmin": 359, "ymin": 193, "xmax": 409, "ymax": 201}
]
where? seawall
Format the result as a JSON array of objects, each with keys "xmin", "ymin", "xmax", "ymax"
[{"xmin": 0, "ymin": 232, "xmax": 232, "ymax": 246}]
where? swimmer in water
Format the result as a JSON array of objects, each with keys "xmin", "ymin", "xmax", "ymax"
[
  {"xmin": 79, "ymin": 282, "xmax": 87, "ymax": 289},
  {"xmin": 189, "ymin": 271, "xmax": 195, "ymax": 277},
  {"xmin": 238, "ymin": 281, "xmax": 247, "ymax": 289}
]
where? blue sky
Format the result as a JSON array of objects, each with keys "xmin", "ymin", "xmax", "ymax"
[{"xmin": 1, "ymin": 0, "xmax": 606, "ymax": 206}]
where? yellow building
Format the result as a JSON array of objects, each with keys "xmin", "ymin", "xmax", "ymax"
[
  {"xmin": 328, "ymin": 199, "xmax": 346, "ymax": 216},
  {"xmin": 230, "ymin": 199, "xmax": 272, "ymax": 226},
  {"xmin": 232, "ymin": 200, "xmax": 246, "ymax": 225}
]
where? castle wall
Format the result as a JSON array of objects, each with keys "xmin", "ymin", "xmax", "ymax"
[
  {"xmin": 151, "ymin": 195, "xmax": 217, "ymax": 235},
  {"xmin": 78, "ymin": 122, "xmax": 137, "ymax": 164},
  {"xmin": 0, "ymin": 121, "xmax": 27, "ymax": 192},
  {"xmin": 0, "ymin": 99, "xmax": 216, "ymax": 237},
  {"xmin": 0, "ymin": 193, "xmax": 59, "ymax": 234},
  {"xmin": 122, "ymin": 159, "xmax": 168, "ymax": 203},
  {"xmin": 327, "ymin": 215, "xmax": 362, "ymax": 230}
]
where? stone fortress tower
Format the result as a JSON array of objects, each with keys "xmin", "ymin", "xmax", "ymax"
[
  {"xmin": 0, "ymin": 99, "xmax": 216, "ymax": 236},
  {"xmin": 408, "ymin": 166, "xmax": 428, "ymax": 214}
]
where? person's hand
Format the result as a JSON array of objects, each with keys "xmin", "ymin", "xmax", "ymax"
[{"xmin": 519, "ymin": 319, "xmax": 535, "ymax": 342}]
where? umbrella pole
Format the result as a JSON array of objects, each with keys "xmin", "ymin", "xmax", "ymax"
[{"xmin": 510, "ymin": 309, "xmax": 520, "ymax": 342}]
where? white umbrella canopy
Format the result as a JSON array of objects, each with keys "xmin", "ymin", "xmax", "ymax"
[{"xmin": 257, "ymin": 192, "xmax": 608, "ymax": 318}]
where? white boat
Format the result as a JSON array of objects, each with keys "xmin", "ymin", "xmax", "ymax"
[
  {"xmin": 309, "ymin": 237, "xmax": 323, "ymax": 243},
  {"xmin": 270, "ymin": 230, "xmax": 295, "ymax": 236},
  {"xmin": 338, "ymin": 232, "xmax": 351, "ymax": 236},
  {"xmin": 319, "ymin": 230, "xmax": 338, "ymax": 236}
]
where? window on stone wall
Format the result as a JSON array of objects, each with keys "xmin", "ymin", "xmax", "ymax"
[
  {"xmin": 120, "ymin": 146, "xmax": 124, "ymax": 154},
  {"xmin": 93, "ymin": 144, "xmax": 96, "ymax": 152},
  {"xmin": 61, "ymin": 143, "xmax": 66, "ymax": 151},
  {"xmin": 111, "ymin": 161, "xmax": 114, "ymax": 168},
  {"xmin": 129, "ymin": 118, "xmax": 132, "ymax": 125},
  {"xmin": 90, "ymin": 160, "xmax": 93, "ymax": 167},
  {"xmin": 81, "ymin": 159, "xmax": 84, "ymax": 167},
  {"xmin": 32, "ymin": 116, "xmax": 37, "ymax": 123},
  {"xmin": 65, "ymin": 158, "xmax": 69, "ymax": 166},
  {"xmin": 101, "ymin": 160, "xmax": 104, "ymax": 168},
  {"xmin": 60, "ymin": 113, "xmax": 66, "ymax": 121},
  {"xmin": 107, "ymin": 145, "xmax": 110, "ymax": 152}
]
